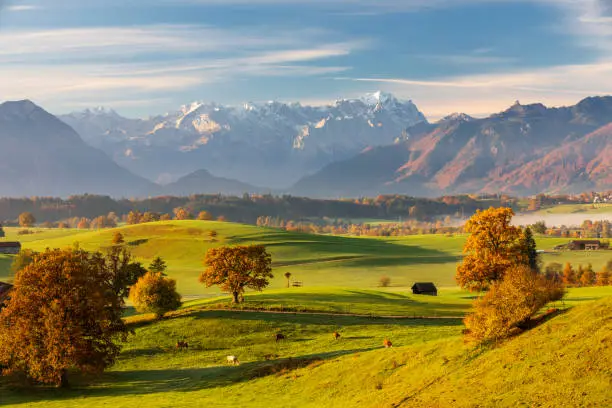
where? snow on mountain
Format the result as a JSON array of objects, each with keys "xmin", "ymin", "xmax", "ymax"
[{"xmin": 60, "ymin": 92, "xmax": 427, "ymax": 188}]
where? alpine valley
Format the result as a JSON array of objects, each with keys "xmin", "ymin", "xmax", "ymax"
[{"xmin": 1, "ymin": 92, "xmax": 611, "ymax": 198}]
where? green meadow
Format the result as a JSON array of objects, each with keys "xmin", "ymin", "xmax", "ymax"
[{"xmin": 1, "ymin": 221, "xmax": 611, "ymax": 407}]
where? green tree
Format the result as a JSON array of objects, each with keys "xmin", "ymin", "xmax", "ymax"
[
  {"xmin": 18, "ymin": 212, "xmax": 36, "ymax": 228},
  {"xmin": 10, "ymin": 249, "xmax": 39, "ymax": 280},
  {"xmin": 518, "ymin": 227, "xmax": 539, "ymax": 271},
  {"xmin": 456, "ymin": 207, "xmax": 522, "ymax": 291},
  {"xmin": 129, "ymin": 272, "xmax": 181, "ymax": 319},
  {"xmin": 0, "ymin": 224, "xmax": 5, "ymax": 238},
  {"xmin": 103, "ymin": 243, "xmax": 147, "ymax": 298},
  {"xmin": 200, "ymin": 245, "xmax": 273, "ymax": 304},
  {"xmin": 531, "ymin": 221, "xmax": 547, "ymax": 235},
  {"xmin": 148, "ymin": 256, "xmax": 167, "ymax": 275},
  {"xmin": 0, "ymin": 248, "xmax": 128, "ymax": 387}
]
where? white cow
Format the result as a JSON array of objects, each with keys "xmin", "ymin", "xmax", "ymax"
[{"xmin": 226, "ymin": 355, "xmax": 240, "ymax": 365}]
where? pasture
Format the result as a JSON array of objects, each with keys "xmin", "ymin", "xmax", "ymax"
[
  {"xmin": 1, "ymin": 221, "xmax": 611, "ymax": 407},
  {"xmin": 1, "ymin": 221, "xmax": 610, "ymax": 298}
]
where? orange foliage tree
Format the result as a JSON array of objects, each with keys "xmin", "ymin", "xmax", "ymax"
[
  {"xmin": 129, "ymin": 272, "xmax": 181, "ymax": 319},
  {"xmin": 456, "ymin": 207, "xmax": 523, "ymax": 291},
  {"xmin": 0, "ymin": 248, "xmax": 128, "ymax": 387},
  {"xmin": 18, "ymin": 212, "xmax": 36, "ymax": 228},
  {"xmin": 200, "ymin": 245, "xmax": 273, "ymax": 303}
]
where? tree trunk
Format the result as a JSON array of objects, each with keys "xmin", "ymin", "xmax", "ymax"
[
  {"xmin": 232, "ymin": 291, "xmax": 240, "ymax": 304},
  {"xmin": 287, "ymin": 279, "xmax": 290, "ymax": 288},
  {"xmin": 58, "ymin": 369, "xmax": 69, "ymax": 388}
]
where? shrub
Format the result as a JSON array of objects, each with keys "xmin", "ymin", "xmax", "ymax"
[
  {"xmin": 379, "ymin": 276, "xmax": 391, "ymax": 287},
  {"xmin": 129, "ymin": 272, "xmax": 182, "ymax": 319},
  {"xmin": 464, "ymin": 265, "xmax": 565, "ymax": 343}
]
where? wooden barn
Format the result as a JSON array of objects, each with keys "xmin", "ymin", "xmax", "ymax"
[
  {"xmin": 0, "ymin": 281, "xmax": 13, "ymax": 309},
  {"xmin": 567, "ymin": 240, "xmax": 606, "ymax": 251},
  {"xmin": 0, "ymin": 242, "xmax": 21, "ymax": 255},
  {"xmin": 411, "ymin": 282, "xmax": 438, "ymax": 296}
]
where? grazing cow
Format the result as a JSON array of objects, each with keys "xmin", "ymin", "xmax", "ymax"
[
  {"xmin": 275, "ymin": 333, "xmax": 286, "ymax": 342},
  {"xmin": 227, "ymin": 355, "xmax": 240, "ymax": 365},
  {"xmin": 176, "ymin": 341, "xmax": 189, "ymax": 350},
  {"xmin": 333, "ymin": 331, "xmax": 341, "ymax": 340},
  {"xmin": 383, "ymin": 339, "xmax": 392, "ymax": 348}
]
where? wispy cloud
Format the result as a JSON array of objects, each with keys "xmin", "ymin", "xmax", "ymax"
[
  {"xmin": 341, "ymin": 59, "xmax": 612, "ymax": 119},
  {"xmin": 0, "ymin": 24, "xmax": 361, "ymax": 107}
]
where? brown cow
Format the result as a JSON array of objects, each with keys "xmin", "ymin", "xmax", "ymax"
[
  {"xmin": 275, "ymin": 333, "xmax": 286, "ymax": 342},
  {"xmin": 383, "ymin": 339, "xmax": 392, "ymax": 348},
  {"xmin": 333, "ymin": 331, "xmax": 341, "ymax": 340},
  {"xmin": 176, "ymin": 341, "xmax": 189, "ymax": 350}
]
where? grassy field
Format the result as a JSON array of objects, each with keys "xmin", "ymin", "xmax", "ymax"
[
  {"xmin": 1, "ymin": 222, "xmax": 610, "ymax": 298},
  {"xmin": 1, "ymin": 221, "xmax": 611, "ymax": 407},
  {"xmin": 535, "ymin": 203, "xmax": 612, "ymax": 215},
  {"xmin": 1, "ymin": 292, "xmax": 609, "ymax": 408}
]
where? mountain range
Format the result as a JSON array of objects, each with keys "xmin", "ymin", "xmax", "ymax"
[
  {"xmin": 60, "ymin": 92, "xmax": 426, "ymax": 187},
  {"xmin": 0, "ymin": 93, "xmax": 611, "ymax": 198}
]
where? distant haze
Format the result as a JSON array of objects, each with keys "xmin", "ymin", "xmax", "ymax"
[{"xmin": 513, "ymin": 213, "xmax": 612, "ymax": 228}]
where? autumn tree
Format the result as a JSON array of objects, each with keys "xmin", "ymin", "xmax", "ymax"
[
  {"xmin": 0, "ymin": 248, "xmax": 128, "ymax": 387},
  {"xmin": 580, "ymin": 264, "xmax": 596, "ymax": 287},
  {"xmin": 200, "ymin": 245, "xmax": 273, "ymax": 304},
  {"xmin": 127, "ymin": 211, "xmax": 142, "ymax": 225},
  {"xmin": 104, "ymin": 237, "xmax": 147, "ymax": 298},
  {"xmin": 148, "ymin": 256, "xmax": 167, "ymax": 275},
  {"xmin": 197, "ymin": 211, "xmax": 213, "ymax": 221},
  {"xmin": 18, "ymin": 212, "xmax": 36, "ymax": 228},
  {"xmin": 464, "ymin": 264, "xmax": 565, "ymax": 343},
  {"xmin": 596, "ymin": 269, "xmax": 610, "ymax": 286},
  {"xmin": 562, "ymin": 262, "xmax": 576, "ymax": 286},
  {"xmin": 284, "ymin": 272, "xmax": 292, "ymax": 288},
  {"xmin": 174, "ymin": 207, "xmax": 193, "ymax": 220},
  {"xmin": 456, "ymin": 207, "xmax": 523, "ymax": 291},
  {"xmin": 112, "ymin": 231, "xmax": 125, "ymax": 245},
  {"xmin": 129, "ymin": 272, "xmax": 181, "ymax": 319}
]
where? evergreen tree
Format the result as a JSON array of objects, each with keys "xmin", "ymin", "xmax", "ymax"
[
  {"xmin": 519, "ymin": 227, "xmax": 539, "ymax": 271},
  {"xmin": 148, "ymin": 256, "xmax": 167, "ymax": 275}
]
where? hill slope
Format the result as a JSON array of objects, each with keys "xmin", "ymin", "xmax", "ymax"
[
  {"xmin": 293, "ymin": 97, "xmax": 612, "ymax": 197},
  {"xmin": 1, "ymin": 291, "xmax": 609, "ymax": 407},
  {"xmin": 0, "ymin": 100, "xmax": 154, "ymax": 197}
]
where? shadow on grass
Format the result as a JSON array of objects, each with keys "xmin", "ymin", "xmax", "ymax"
[
  {"xmin": 1, "ymin": 348, "xmax": 376, "ymax": 404},
  {"xmin": 191, "ymin": 310, "xmax": 463, "ymax": 328}
]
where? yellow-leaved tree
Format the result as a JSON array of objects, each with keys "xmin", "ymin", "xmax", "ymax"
[
  {"xmin": 129, "ymin": 272, "xmax": 181, "ymax": 319},
  {"xmin": 456, "ymin": 207, "xmax": 523, "ymax": 291}
]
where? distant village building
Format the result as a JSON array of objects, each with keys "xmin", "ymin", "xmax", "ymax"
[
  {"xmin": 567, "ymin": 240, "xmax": 607, "ymax": 251},
  {"xmin": 0, "ymin": 242, "xmax": 21, "ymax": 255},
  {"xmin": 411, "ymin": 282, "xmax": 438, "ymax": 296}
]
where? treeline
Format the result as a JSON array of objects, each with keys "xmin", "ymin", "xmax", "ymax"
[
  {"xmin": 256, "ymin": 216, "xmax": 462, "ymax": 236},
  {"xmin": 0, "ymin": 194, "xmax": 513, "ymax": 226},
  {"xmin": 526, "ymin": 190, "xmax": 612, "ymax": 211},
  {"xmin": 544, "ymin": 261, "xmax": 611, "ymax": 287},
  {"xmin": 530, "ymin": 220, "xmax": 612, "ymax": 238}
]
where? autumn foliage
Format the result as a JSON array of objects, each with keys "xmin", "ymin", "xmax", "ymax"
[
  {"xmin": 129, "ymin": 272, "xmax": 181, "ymax": 319},
  {"xmin": 456, "ymin": 207, "xmax": 524, "ymax": 291},
  {"xmin": 200, "ymin": 245, "xmax": 273, "ymax": 303},
  {"xmin": 464, "ymin": 265, "xmax": 565, "ymax": 343},
  {"xmin": 0, "ymin": 248, "xmax": 128, "ymax": 387}
]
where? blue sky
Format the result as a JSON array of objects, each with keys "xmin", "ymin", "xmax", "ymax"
[{"xmin": 0, "ymin": 0, "xmax": 612, "ymax": 119}]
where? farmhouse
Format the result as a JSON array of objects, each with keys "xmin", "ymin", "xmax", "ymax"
[
  {"xmin": 567, "ymin": 240, "xmax": 608, "ymax": 251},
  {"xmin": 411, "ymin": 282, "xmax": 438, "ymax": 296},
  {"xmin": 0, "ymin": 242, "xmax": 21, "ymax": 255},
  {"xmin": 0, "ymin": 281, "xmax": 12, "ymax": 308}
]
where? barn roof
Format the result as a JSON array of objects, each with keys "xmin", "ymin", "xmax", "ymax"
[
  {"xmin": 412, "ymin": 282, "xmax": 437, "ymax": 292},
  {"xmin": 0, "ymin": 242, "xmax": 21, "ymax": 248}
]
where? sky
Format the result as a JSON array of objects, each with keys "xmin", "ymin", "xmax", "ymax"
[{"xmin": 0, "ymin": 0, "xmax": 612, "ymax": 119}]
